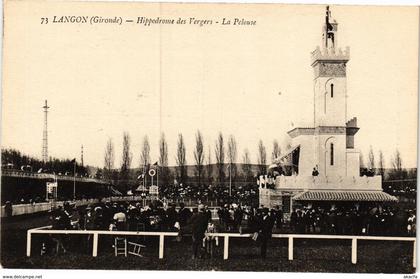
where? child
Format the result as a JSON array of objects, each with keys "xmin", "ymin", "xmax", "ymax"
[{"xmin": 203, "ymin": 222, "xmax": 218, "ymax": 258}]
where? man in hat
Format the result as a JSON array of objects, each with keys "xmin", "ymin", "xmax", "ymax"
[
  {"xmin": 258, "ymin": 207, "xmax": 275, "ymax": 259},
  {"xmin": 190, "ymin": 204, "xmax": 209, "ymax": 259},
  {"xmin": 165, "ymin": 203, "xmax": 178, "ymax": 231},
  {"xmin": 178, "ymin": 202, "xmax": 192, "ymax": 228}
]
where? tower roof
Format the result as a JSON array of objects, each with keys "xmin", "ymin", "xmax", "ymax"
[
  {"xmin": 311, "ymin": 46, "xmax": 350, "ymax": 66},
  {"xmin": 312, "ymin": 6, "xmax": 350, "ymax": 66}
]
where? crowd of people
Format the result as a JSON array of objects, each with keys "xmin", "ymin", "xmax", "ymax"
[
  {"xmin": 289, "ymin": 205, "xmax": 416, "ymax": 236},
  {"xmin": 45, "ymin": 200, "xmax": 416, "ymax": 258}
]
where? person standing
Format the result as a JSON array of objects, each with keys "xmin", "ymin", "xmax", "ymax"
[
  {"xmin": 4, "ymin": 201, "xmax": 13, "ymax": 219},
  {"xmin": 178, "ymin": 202, "xmax": 192, "ymax": 228},
  {"xmin": 290, "ymin": 209, "xmax": 298, "ymax": 233},
  {"xmin": 274, "ymin": 205, "xmax": 283, "ymax": 230},
  {"xmin": 165, "ymin": 203, "xmax": 178, "ymax": 231},
  {"xmin": 190, "ymin": 204, "xmax": 209, "ymax": 259},
  {"xmin": 258, "ymin": 208, "xmax": 275, "ymax": 259}
]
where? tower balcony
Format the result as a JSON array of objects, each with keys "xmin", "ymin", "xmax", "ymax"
[
  {"xmin": 311, "ymin": 46, "xmax": 350, "ymax": 65},
  {"xmin": 270, "ymin": 174, "xmax": 382, "ymax": 191}
]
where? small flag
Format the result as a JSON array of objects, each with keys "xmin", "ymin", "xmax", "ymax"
[{"xmin": 153, "ymin": 161, "xmax": 158, "ymax": 166}]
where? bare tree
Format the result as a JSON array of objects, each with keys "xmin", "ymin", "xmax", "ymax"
[
  {"xmin": 159, "ymin": 133, "xmax": 170, "ymax": 187},
  {"xmin": 120, "ymin": 132, "xmax": 132, "ymax": 193},
  {"xmin": 104, "ymin": 138, "xmax": 115, "ymax": 181},
  {"xmin": 214, "ymin": 132, "xmax": 225, "ymax": 184},
  {"xmin": 389, "ymin": 149, "xmax": 407, "ymax": 180},
  {"xmin": 176, "ymin": 133, "xmax": 187, "ymax": 184},
  {"xmin": 140, "ymin": 135, "xmax": 151, "ymax": 173},
  {"xmin": 207, "ymin": 145, "xmax": 213, "ymax": 185},
  {"xmin": 194, "ymin": 130, "xmax": 205, "ymax": 187},
  {"xmin": 227, "ymin": 135, "xmax": 238, "ymax": 180},
  {"xmin": 159, "ymin": 133, "xmax": 168, "ymax": 167},
  {"xmin": 368, "ymin": 145, "xmax": 375, "ymax": 170},
  {"xmin": 377, "ymin": 150, "xmax": 385, "ymax": 178},
  {"xmin": 391, "ymin": 149, "xmax": 402, "ymax": 171},
  {"xmin": 271, "ymin": 140, "xmax": 281, "ymax": 162},
  {"xmin": 359, "ymin": 152, "xmax": 365, "ymax": 169},
  {"xmin": 242, "ymin": 148, "xmax": 252, "ymax": 182},
  {"xmin": 257, "ymin": 140, "xmax": 267, "ymax": 174}
]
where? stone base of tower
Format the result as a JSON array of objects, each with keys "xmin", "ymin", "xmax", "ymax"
[{"xmin": 258, "ymin": 174, "xmax": 397, "ymax": 219}]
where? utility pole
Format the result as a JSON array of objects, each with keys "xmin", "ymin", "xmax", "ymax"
[{"xmin": 42, "ymin": 100, "xmax": 50, "ymax": 164}]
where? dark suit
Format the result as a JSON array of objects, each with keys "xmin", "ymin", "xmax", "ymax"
[
  {"xmin": 178, "ymin": 207, "xmax": 192, "ymax": 227},
  {"xmin": 190, "ymin": 212, "xmax": 209, "ymax": 258},
  {"xmin": 165, "ymin": 207, "xmax": 178, "ymax": 230},
  {"xmin": 258, "ymin": 214, "xmax": 275, "ymax": 258}
]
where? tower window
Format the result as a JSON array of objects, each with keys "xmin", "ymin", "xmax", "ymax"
[
  {"xmin": 330, "ymin": 84, "xmax": 334, "ymax": 98},
  {"xmin": 330, "ymin": 143, "xmax": 334, "ymax": 165}
]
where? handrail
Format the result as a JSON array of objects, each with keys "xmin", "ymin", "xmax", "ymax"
[{"xmin": 2, "ymin": 169, "xmax": 109, "ymax": 184}]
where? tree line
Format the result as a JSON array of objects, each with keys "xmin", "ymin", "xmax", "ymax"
[
  {"xmin": 103, "ymin": 131, "xmax": 415, "ymax": 194},
  {"xmin": 1, "ymin": 138, "xmax": 415, "ymax": 195},
  {"xmin": 359, "ymin": 145, "xmax": 416, "ymax": 180},
  {"xmin": 103, "ymin": 131, "xmax": 283, "ymax": 193}
]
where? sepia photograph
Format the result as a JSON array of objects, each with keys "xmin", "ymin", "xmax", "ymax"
[{"xmin": 0, "ymin": 0, "xmax": 418, "ymax": 276}]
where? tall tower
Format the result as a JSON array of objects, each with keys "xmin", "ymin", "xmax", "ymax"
[
  {"xmin": 311, "ymin": 6, "xmax": 351, "ymax": 177},
  {"xmin": 42, "ymin": 100, "xmax": 50, "ymax": 164},
  {"xmin": 312, "ymin": 6, "xmax": 350, "ymax": 127}
]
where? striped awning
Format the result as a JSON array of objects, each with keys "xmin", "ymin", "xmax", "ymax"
[
  {"xmin": 292, "ymin": 191, "xmax": 398, "ymax": 202},
  {"xmin": 273, "ymin": 145, "xmax": 300, "ymax": 165}
]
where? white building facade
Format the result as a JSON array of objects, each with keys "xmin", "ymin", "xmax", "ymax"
[{"xmin": 259, "ymin": 7, "xmax": 397, "ymax": 213}]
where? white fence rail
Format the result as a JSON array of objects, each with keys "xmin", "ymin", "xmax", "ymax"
[
  {"xmin": 1, "ymin": 196, "xmax": 157, "ymax": 217},
  {"xmin": 26, "ymin": 226, "xmax": 416, "ymax": 268}
]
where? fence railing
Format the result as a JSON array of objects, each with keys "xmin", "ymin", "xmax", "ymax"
[
  {"xmin": 2, "ymin": 169, "xmax": 109, "ymax": 184},
  {"xmin": 1, "ymin": 196, "xmax": 144, "ymax": 217},
  {"xmin": 26, "ymin": 226, "xmax": 416, "ymax": 268}
]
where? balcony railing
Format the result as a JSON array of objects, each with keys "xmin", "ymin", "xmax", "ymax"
[
  {"xmin": 272, "ymin": 175, "xmax": 382, "ymax": 191},
  {"xmin": 1, "ymin": 169, "xmax": 109, "ymax": 184}
]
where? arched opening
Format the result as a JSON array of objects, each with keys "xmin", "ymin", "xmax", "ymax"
[{"xmin": 330, "ymin": 143, "xmax": 334, "ymax": 166}]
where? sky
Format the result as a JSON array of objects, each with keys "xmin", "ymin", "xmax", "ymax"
[{"xmin": 1, "ymin": 2, "xmax": 419, "ymax": 168}]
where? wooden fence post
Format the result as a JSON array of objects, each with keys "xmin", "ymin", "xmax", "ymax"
[
  {"xmin": 224, "ymin": 236, "xmax": 229, "ymax": 260},
  {"xmin": 159, "ymin": 235, "xmax": 164, "ymax": 259},
  {"xmin": 288, "ymin": 236, "xmax": 293, "ymax": 260},
  {"xmin": 26, "ymin": 230, "xmax": 32, "ymax": 257},
  {"xmin": 413, "ymin": 239, "xmax": 416, "ymax": 268},
  {"xmin": 351, "ymin": 238, "xmax": 357, "ymax": 264},
  {"xmin": 92, "ymin": 233, "xmax": 98, "ymax": 257}
]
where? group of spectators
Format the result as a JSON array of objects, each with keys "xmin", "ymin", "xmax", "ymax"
[
  {"xmin": 160, "ymin": 183, "xmax": 259, "ymax": 206},
  {"xmin": 73, "ymin": 201, "xmax": 205, "ymax": 233},
  {"xmin": 45, "ymin": 200, "xmax": 416, "ymax": 259},
  {"xmin": 289, "ymin": 205, "xmax": 416, "ymax": 237},
  {"xmin": 48, "ymin": 200, "xmax": 417, "ymax": 238}
]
